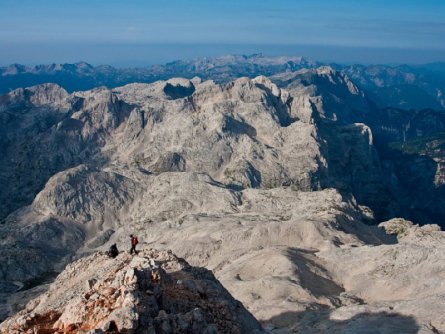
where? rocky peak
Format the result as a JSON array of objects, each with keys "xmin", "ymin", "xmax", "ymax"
[
  {"xmin": 27, "ymin": 83, "xmax": 70, "ymax": 106},
  {"xmin": 72, "ymin": 87, "xmax": 133, "ymax": 135},
  {"xmin": 73, "ymin": 61, "xmax": 94, "ymax": 72},
  {"xmin": 0, "ymin": 83, "xmax": 69, "ymax": 110},
  {"xmin": 271, "ymin": 66, "xmax": 372, "ymax": 124},
  {"xmin": 1, "ymin": 64, "xmax": 28, "ymax": 76},
  {"xmin": 0, "ymin": 248, "xmax": 263, "ymax": 334},
  {"xmin": 379, "ymin": 218, "xmax": 444, "ymax": 244},
  {"xmin": 252, "ymin": 75, "xmax": 286, "ymax": 100}
]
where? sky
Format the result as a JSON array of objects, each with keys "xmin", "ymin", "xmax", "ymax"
[{"xmin": 1, "ymin": 0, "xmax": 445, "ymax": 66}]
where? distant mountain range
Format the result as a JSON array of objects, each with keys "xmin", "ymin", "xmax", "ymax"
[
  {"xmin": 340, "ymin": 63, "xmax": 445, "ymax": 109},
  {"xmin": 2, "ymin": 54, "xmax": 445, "ymax": 110},
  {"xmin": 0, "ymin": 54, "xmax": 317, "ymax": 94}
]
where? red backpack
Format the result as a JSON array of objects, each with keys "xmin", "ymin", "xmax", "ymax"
[{"xmin": 133, "ymin": 236, "xmax": 139, "ymax": 246}]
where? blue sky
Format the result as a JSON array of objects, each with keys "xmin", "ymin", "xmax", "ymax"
[{"xmin": 1, "ymin": 0, "xmax": 445, "ymax": 65}]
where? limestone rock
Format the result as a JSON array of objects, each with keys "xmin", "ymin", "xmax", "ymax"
[{"xmin": 0, "ymin": 249, "xmax": 264, "ymax": 334}]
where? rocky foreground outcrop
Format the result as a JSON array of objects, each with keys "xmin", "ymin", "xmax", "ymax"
[{"xmin": 0, "ymin": 248, "xmax": 263, "ymax": 334}]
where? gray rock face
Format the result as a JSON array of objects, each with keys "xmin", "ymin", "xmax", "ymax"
[
  {"xmin": 272, "ymin": 66, "xmax": 373, "ymax": 124},
  {"xmin": 272, "ymin": 68, "xmax": 397, "ymax": 219},
  {"xmin": 315, "ymin": 219, "xmax": 445, "ymax": 334},
  {"xmin": 0, "ymin": 215, "xmax": 84, "ymax": 283},
  {"xmin": 0, "ymin": 84, "xmax": 134, "ymax": 222},
  {"xmin": 33, "ymin": 164, "xmax": 140, "ymax": 225}
]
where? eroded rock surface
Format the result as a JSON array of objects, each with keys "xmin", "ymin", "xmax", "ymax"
[{"xmin": 0, "ymin": 249, "xmax": 263, "ymax": 334}]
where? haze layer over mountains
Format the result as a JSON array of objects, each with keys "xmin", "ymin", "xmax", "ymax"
[{"xmin": 1, "ymin": 55, "xmax": 445, "ymax": 333}]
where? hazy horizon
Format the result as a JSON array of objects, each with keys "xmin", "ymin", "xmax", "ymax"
[
  {"xmin": 1, "ymin": 0, "xmax": 444, "ymax": 67},
  {"xmin": 1, "ymin": 43, "xmax": 445, "ymax": 68}
]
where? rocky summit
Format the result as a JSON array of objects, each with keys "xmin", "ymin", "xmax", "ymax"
[
  {"xmin": 0, "ymin": 68, "xmax": 445, "ymax": 333},
  {"xmin": 0, "ymin": 248, "xmax": 263, "ymax": 333}
]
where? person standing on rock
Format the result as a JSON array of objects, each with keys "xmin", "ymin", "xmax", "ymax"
[{"xmin": 130, "ymin": 234, "xmax": 138, "ymax": 254}]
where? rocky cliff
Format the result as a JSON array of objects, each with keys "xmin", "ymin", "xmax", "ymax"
[{"xmin": 273, "ymin": 67, "xmax": 445, "ymax": 225}]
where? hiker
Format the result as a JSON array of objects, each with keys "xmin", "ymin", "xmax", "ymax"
[
  {"xmin": 130, "ymin": 234, "xmax": 138, "ymax": 254},
  {"xmin": 107, "ymin": 244, "xmax": 119, "ymax": 258}
]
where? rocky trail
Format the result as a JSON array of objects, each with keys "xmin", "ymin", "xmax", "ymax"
[{"xmin": 0, "ymin": 249, "xmax": 264, "ymax": 333}]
